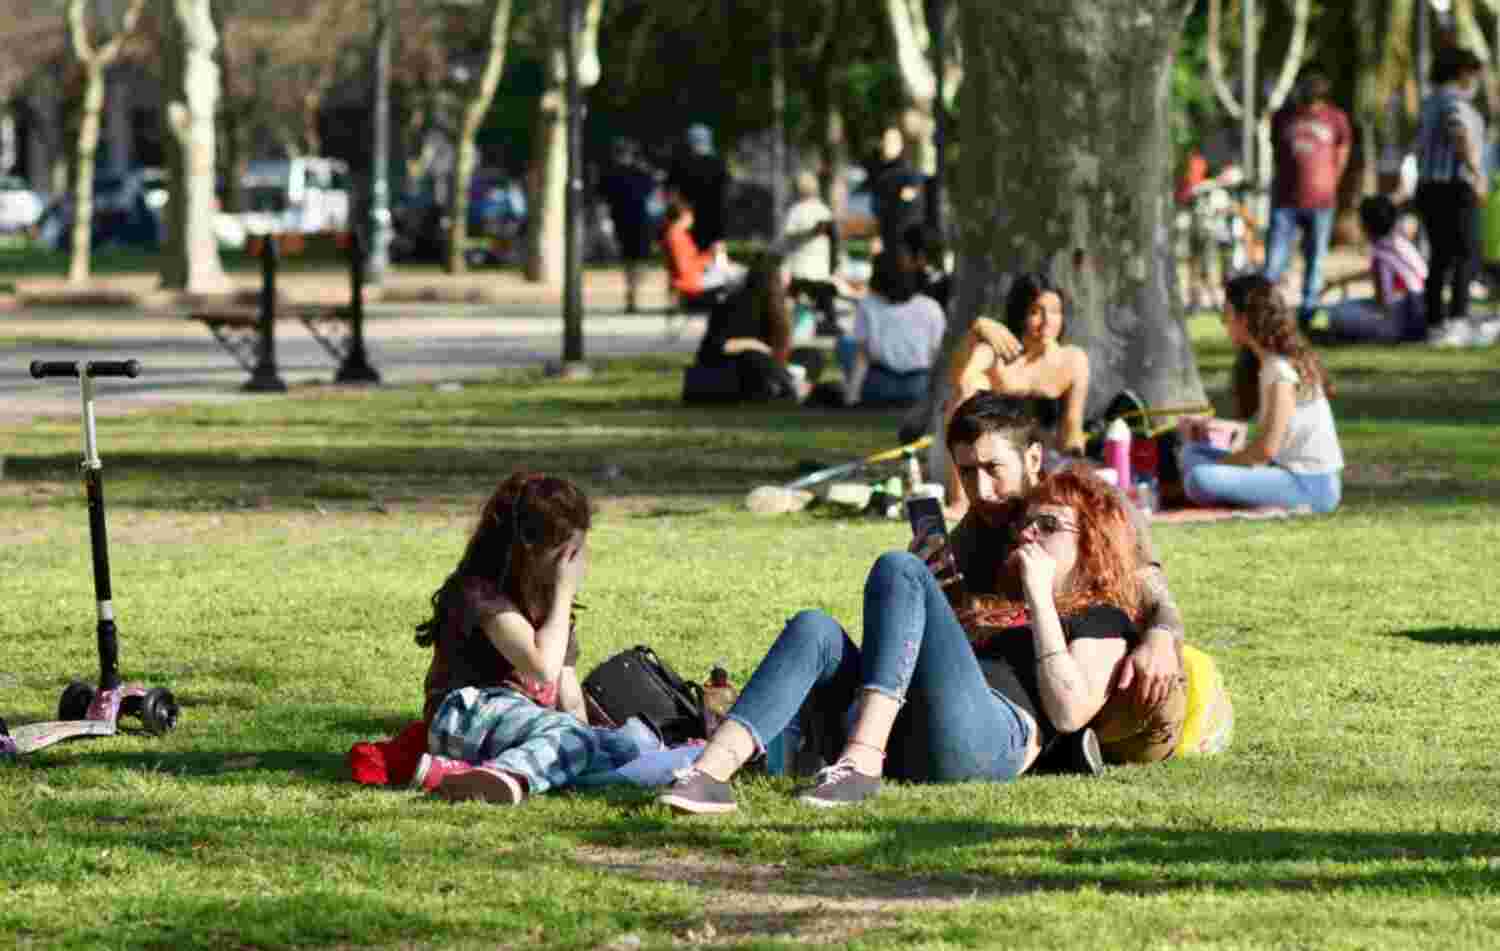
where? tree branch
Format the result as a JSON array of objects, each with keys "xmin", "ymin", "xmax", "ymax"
[{"xmin": 1205, "ymin": 0, "xmax": 1244, "ymax": 120}]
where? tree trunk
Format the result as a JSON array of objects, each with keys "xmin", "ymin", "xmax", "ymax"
[
  {"xmin": 68, "ymin": 62, "xmax": 105, "ymax": 284},
  {"xmin": 65, "ymin": 0, "xmax": 145, "ymax": 284},
  {"xmin": 950, "ymin": 0, "xmax": 1203, "ymax": 418},
  {"xmin": 445, "ymin": 0, "xmax": 515, "ymax": 275},
  {"xmin": 524, "ymin": 0, "xmax": 602, "ymax": 285},
  {"xmin": 160, "ymin": 0, "xmax": 229, "ymax": 296}
]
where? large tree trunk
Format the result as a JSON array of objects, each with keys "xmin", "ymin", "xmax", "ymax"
[
  {"xmin": 950, "ymin": 1, "xmax": 1204, "ymax": 419},
  {"xmin": 160, "ymin": 0, "xmax": 230, "ymax": 296},
  {"xmin": 445, "ymin": 0, "xmax": 515, "ymax": 275},
  {"xmin": 524, "ymin": 0, "xmax": 602, "ymax": 285}
]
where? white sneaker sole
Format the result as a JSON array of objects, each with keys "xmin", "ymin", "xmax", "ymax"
[
  {"xmin": 437, "ymin": 767, "xmax": 525, "ymax": 805},
  {"xmin": 656, "ymin": 792, "xmax": 738, "ymax": 815}
]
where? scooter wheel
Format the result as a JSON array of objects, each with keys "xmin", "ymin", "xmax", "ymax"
[
  {"xmin": 0, "ymin": 715, "xmax": 9, "ymax": 736},
  {"xmin": 140, "ymin": 688, "xmax": 179, "ymax": 735},
  {"xmin": 59, "ymin": 681, "xmax": 97, "ymax": 721}
]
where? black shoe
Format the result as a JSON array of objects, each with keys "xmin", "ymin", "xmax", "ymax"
[
  {"xmin": 1032, "ymin": 728, "xmax": 1105, "ymax": 777},
  {"xmin": 796, "ymin": 759, "xmax": 882, "ymax": 808}
]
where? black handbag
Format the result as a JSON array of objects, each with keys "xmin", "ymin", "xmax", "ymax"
[{"xmin": 582, "ymin": 646, "xmax": 706, "ymax": 746}]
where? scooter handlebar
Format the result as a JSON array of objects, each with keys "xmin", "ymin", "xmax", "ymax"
[{"xmin": 30, "ymin": 360, "xmax": 141, "ymax": 379}]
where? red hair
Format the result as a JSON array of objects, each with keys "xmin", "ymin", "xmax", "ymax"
[{"xmin": 964, "ymin": 466, "xmax": 1142, "ymax": 627}]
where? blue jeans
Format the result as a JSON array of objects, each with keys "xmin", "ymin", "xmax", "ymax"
[
  {"xmin": 836, "ymin": 336, "xmax": 930, "ymax": 406},
  {"xmin": 429, "ymin": 686, "xmax": 641, "ymax": 795},
  {"xmin": 1264, "ymin": 206, "xmax": 1335, "ymax": 318},
  {"xmin": 725, "ymin": 551, "xmax": 1035, "ymax": 783},
  {"xmin": 1179, "ymin": 443, "xmax": 1342, "ymax": 513}
]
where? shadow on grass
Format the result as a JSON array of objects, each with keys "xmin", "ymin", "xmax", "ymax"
[
  {"xmin": 572, "ymin": 815, "xmax": 1500, "ymax": 899},
  {"xmin": 1390, "ymin": 626, "xmax": 1500, "ymax": 646}
]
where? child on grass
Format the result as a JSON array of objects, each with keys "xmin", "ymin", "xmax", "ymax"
[{"xmin": 409, "ymin": 472, "xmax": 637, "ymax": 804}]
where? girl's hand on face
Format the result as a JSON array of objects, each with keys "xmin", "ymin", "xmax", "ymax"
[
  {"xmin": 1010, "ymin": 541, "xmax": 1056, "ymax": 596},
  {"xmin": 555, "ymin": 534, "xmax": 589, "ymax": 593}
]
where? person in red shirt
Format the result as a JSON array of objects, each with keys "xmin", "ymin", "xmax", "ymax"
[
  {"xmin": 662, "ymin": 200, "xmax": 737, "ymax": 310},
  {"xmin": 1264, "ymin": 72, "xmax": 1351, "ymax": 326}
]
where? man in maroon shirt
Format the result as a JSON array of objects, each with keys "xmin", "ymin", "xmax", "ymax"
[{"xmin": 1263, "ymin": 73, "xmax": 1352, "ymax": 326}]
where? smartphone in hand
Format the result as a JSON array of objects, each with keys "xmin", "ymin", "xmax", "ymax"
[{"xmin": 907, "ymin": 495, "xmax": 948, "ymax": 556}]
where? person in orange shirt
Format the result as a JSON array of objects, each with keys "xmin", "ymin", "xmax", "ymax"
[{"xmin": 662, "ymin": 201, "xmax": 738, "ymax": 310}]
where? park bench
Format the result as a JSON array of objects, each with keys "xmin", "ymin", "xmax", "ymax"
[{"xmin": 187, "ymin": 232, "xmax": 379, "ymax": 391}]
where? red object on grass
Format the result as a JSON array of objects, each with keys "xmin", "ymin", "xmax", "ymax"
[
  {"xmin": 1130, "ymin": 438, "xmax": 1160, "ymax": 479},
  {"xmin": 348, "ymin": 720, "xmax": 428, "ymax": 786}
]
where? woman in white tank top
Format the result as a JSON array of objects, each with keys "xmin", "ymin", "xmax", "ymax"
[{"xmin": 1177, "ymin": 274, "xmax": 1343, "ymax": 513}]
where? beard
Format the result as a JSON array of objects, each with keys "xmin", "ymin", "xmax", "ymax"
[{"xmin": 971, "ymin": 469, "xmax": 1037, "ymax": 529}]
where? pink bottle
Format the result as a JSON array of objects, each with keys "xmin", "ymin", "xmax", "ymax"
[{"xmin": 1103, "ymin": 418, "xmax": 1132, "ymax": 492}]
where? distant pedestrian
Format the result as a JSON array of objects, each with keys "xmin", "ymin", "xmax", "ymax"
[
  {"xmin": 666, "ymin": 124, "xmax": 731, "ymax": 249},
  {"xmin": 869, "ymin": 128, "xmax": 926, "ymax": 256},
  {"xmin": 599, "ymin": 138, "xmax": 658, "ymax": 314},
  {"xmin": 1413, "ymin": 47, "xmax": 1496, "ymax": 347},
  {"xmin": 1263, "ymin": 72, "xmax": 1351, "ymax": 327}
]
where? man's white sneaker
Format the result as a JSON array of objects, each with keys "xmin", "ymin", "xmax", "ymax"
[{"xmin": 1428, "ymin": 321, "xmax": 1475, "ymax": 348}]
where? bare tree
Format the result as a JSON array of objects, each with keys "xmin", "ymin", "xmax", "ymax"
[
  {"xmin": 524, "ymin": 0, "xmax": 603, "ymax": 286},
  {"xmin": 444, "ymin": 0, "xmax": 516, "ymax": 274},
  {"xmin": 65, "ymin": 0, "xmax": 146, "ymax": 284},
  {"xmin": 1205, "ymin": 0, "xmax": 1311, "ymax": 188},
  {"xmin": 884, "ymin": 0, "xmax": 961, "ymax": 178},
  {"xmin": 159, "ymin": 0, "xmax": 230, "ymax": 295}
]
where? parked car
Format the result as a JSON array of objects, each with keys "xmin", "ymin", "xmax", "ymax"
[
  {"xmin": 36, "ymin": 170, "xmax": 160, "ymax": 250},
  {"xmin": 0, "ymin": 175, "xmax": 45, "ymax": 233},
  {"xmin": 238, "ymin": 157, "xmax": 351, "ymax": 235}
]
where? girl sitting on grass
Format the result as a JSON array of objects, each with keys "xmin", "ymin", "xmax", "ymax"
[
  {"xmin": 1178, "ymin": 274, "xmax": 1344, "ymax": 513},
  {"xmin": 411, "ymin": 472, "xmax": 635, "ymax": 804}
]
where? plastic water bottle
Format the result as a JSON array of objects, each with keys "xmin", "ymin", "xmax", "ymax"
[
  {"xmin": 701, "ymin": 666, "xmax": 738, "ymax": 736},
  {"xmin": 1103, "ymin": 417, "xmax": 1132, "ymax": 491},
  {"xmin": 903, "ymin": 448, "xmax": 923, "ymax": 497}
]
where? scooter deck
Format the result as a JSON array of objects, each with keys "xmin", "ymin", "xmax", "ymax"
[{"xmin": 8, "ymin": 719, "xmax": 117, "ymax": 754}]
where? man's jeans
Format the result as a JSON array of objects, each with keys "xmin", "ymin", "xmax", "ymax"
[
  {"xmin": 1264, "ymin": 206, "xmax": 1335, "ymax": 321},
  {"xmin": 724, "ymin": 551, "xmax": 1034, "ymax": 783}
]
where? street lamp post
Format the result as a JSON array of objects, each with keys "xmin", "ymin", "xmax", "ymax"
[
  {"xmin": 367, "ymin": 0, "xmax": 393, "ymax": 283},
  {"xmin": 1240, "ymin": 0, "xmax": 1256, "ymax": 187},
  {"xmin": 559, "ymin": 0, "xmax": 586, "ymax": 371}
]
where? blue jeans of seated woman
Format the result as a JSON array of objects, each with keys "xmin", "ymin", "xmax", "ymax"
[
  {"xmin": 724, "ymin": 551, "xmax": 1034, "ymax": 783},
  {"xmin": 835, "ymin": 336, "xmax": 930, "ymax": 406},
  {"xmin": 1179, "ymin": 442, "xmax": 1342, "ymax": 513}
]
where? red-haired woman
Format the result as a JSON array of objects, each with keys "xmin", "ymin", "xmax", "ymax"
[
  {"xmin": 410, "ymin": 472, "xmax": 637, "ymax": 804},
  {"xmin": 658, "ymin": 468, "xmax": 1154, "ymax": 814}
]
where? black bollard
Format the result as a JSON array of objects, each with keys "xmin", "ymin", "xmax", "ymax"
[
  {"xmin": 335, "ymin": 229, "xmax": 381, "ymax": 384},
  {"xmin": 244, "ymin": 235, "xmax": 289, "ymax": 393}
]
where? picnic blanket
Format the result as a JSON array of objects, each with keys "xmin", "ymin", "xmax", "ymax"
[{"xmin": 1151, "ymin": 505, "xmax": 1310, "ymax": 524}]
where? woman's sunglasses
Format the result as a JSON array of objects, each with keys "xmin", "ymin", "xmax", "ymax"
[{"xmin": 1019, "ymin": 512, "xmax": 1079, "ymax": 538}]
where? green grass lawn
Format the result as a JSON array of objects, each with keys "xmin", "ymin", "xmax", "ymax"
[{"xmin": 2, "ymin": 330, "xmax": 1499, "ymax": 949}]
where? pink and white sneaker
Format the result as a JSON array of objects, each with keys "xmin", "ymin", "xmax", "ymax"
[
  {"xmin": 436, "ymin": 767, "xmax": 528, "ymax": 805},
  {"xmin": 410, "ymin": 754, "xmax": 473, "ymax": 793}
]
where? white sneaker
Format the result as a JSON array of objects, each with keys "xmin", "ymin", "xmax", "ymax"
[
  {"xmin": 1471, "ymin": 316, "xmax": 1500, "ymax": 347},
  {"xmin": 1428, "ymin": 320, "xmax": 1475, "ymax": 348}
]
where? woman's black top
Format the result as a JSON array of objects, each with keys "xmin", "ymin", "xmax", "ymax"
[
  {"xmin": 970, "ymin": 604, "xmax": 1137, "ymax": 749},
  {"xmin": 695, "ymin": 284, "xmax": 767, "ymax": 365}
]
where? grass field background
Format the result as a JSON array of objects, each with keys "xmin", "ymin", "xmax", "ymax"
[{"xmin": 1, "ymin": 320, "xmax": 1498, "ymax": 949}]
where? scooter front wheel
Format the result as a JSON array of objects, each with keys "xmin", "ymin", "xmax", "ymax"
[{"xmin": 141, "ymin": 688, "xmax": 179, "ymax": 735}]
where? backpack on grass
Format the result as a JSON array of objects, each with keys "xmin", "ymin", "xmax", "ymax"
[{"xmin": 582, "ymin": 646, "xmax": 706, "ymax": 746}]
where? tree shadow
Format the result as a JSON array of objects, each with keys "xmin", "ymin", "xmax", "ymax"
[
  {"xmin": 571, "ymin": 815, "xmax": 1500, "ymax": 899},
  {"xmin": 1389, "ymin": 626, "xmax": 1500, "ymax": 646}
]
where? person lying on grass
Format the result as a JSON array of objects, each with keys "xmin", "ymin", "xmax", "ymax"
[
  {"xmin": 1177, "ymin": 274, "xmax": 1345, "ymax": 514},
  {"xmin": 937, "ymin": 272, "xmax": 1091, "ymax": 512},
  {"xmin": 939, "ymin": 392, "xmax": 1187, "ymax": 764},
  {"xmin": 658, "ymin": 467, "xmax": 1178, "ymax": 815},
  {"xmin": 411, "ymin": 472, "xmax": 638, "ymax": 805}
]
